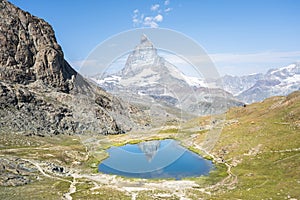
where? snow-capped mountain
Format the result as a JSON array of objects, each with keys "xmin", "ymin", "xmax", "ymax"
[
  {"xmin": 238, "ymin": 63, "xmax": 300, "ymax": 103},
  {"xmin": 216, "ymin": 73, "xmax": 264, "ymax": 96},
  {"xmin": 216, "ymin": 63, "xmax": 300, "ymax": 104},
  {"xmin": 92, "ymin": 34, "xmax": 242, "ymax": 117},
  {"xmin": 96, "ymin": 34, "xmax": 206, "ymax": 89}
]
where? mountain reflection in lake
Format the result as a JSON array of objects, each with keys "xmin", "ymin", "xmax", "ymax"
[
  {"xmin": 138, "ymin": 140, "xmax": 160, "ymax": 162},
  {"xmin": 99, "ymin": 139, "xmax": 214, "ymax": 179}
]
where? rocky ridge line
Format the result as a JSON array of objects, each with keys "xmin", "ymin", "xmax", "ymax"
[{"xmin": 0, "ymin": 0, "xmax": 145, "ymax": 135}]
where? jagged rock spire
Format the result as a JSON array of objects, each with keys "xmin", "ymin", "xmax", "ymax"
[
  {"xmin": 137, "ymin": 34, "xmax": 155, "ymax": 49},
  {"xmin": 121, "ymin": 34, "xmax": 159, "ymax": 77},
  {"xmin": 141, "ymin": 34, "xmax": 149, "ymax": 43}
]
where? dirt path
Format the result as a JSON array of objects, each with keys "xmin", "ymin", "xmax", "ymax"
[
  {"xmin": 11, "ymin": 132, "xmax": 238, "ymax": 199},
  {"xmin": 21, "ymin": 158, "xmax": 52, "ymax": 178},
  {"xmin": 0, "ymin": 146, "xmax": 52, "ymax": 153},
  {"xmin": 64, "ymin": 176, "xmax": 77, "ymax": 200},
  {"xmin": 191, "ymin": 136, "xmax": 238, "ymax": 192},
  {"xmin": 20, "ymin": 158, "xmax": 77, "ymax": 200}
]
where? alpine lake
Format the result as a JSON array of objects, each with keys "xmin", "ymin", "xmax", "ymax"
[{"xmin": 99, "ymin": 139, "xmax": 214, "ymax": 179}]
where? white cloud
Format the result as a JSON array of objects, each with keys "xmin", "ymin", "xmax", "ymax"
[
  {"xmin": 132, "ymin": 9, "xmax": 142, "ymax": 27},
  {"xmin": 131, "ymin": 1, "xmax": 171, "ymax": 28},
  {"xmin": 141, "ymin": 14, "xmax": 163, "ymax": 28},
  {"xmin": 151, "ymin": 4, "xmax": 160, "ymax": 11},
  {"xmin": 154, "ymin": 14, "xmax": 163, "ymax": 22},
  {"xmin": 164, "ymin": 8, "xmax": 172, "ymax": 13},
  {"xmin": 144, "ymin": 16, "xmax": 152, "ymax": 22},
  {"xmin": 143, "ymin": 17, "xmax": 158, "ymax": 28},
  {"xmin": 132, "ymin": 18, "xmax": 139, "ymax": 24},
  {"xmin": 133, "ymin": 9, "xmax": 139, "ymax": 14}
]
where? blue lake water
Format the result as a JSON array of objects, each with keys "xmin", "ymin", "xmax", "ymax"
[{"xmin": 98, "ymin": 139, "xmax": 214, "ymax": 179}]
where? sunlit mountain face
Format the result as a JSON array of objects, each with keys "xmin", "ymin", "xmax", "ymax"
[{"xmin": 92, "ymin": 34, "xmax": 243, "ymax": 119}]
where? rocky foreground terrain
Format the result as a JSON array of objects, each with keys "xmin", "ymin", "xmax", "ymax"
[{"xmin": 0, "ymin": 0, "xmax": 147, "ymax": 136}]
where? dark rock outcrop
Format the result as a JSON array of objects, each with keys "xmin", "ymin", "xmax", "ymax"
[
  {"xmin": 0, "ymin": 0, "xmax": 76, "ymax": 93},
  {"xmin": 0, "ymin": 0, "xmax": 144, "ymax": 135},
  {"xmin": 0, "ymin": 158, "xmax": 37, "ymax": 186}
]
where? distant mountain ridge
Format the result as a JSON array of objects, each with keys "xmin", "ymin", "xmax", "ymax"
[
  {"xmin": 94, "ymin": 33, "xmax": 300, "ymax": 108},
  {"xmin": 217, "ymin": 63, "xmax": 300, "ymax": 103}
]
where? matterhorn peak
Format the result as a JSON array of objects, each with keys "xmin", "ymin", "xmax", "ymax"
[
  {"xmin": 121, "ymin": 35, "xmax": 159, "ymax": 77},
  {"xmin": 141, "ymin": 34, "xmax": 149, "ymax": 42},
  {"xmin": 138, "ymin": 34, "xmax": 154, "ymax": 49}
]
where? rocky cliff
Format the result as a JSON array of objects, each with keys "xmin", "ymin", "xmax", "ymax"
[
  {"xmin": 0, "ymin": 0, "xmax": 76, "ymax": 93},
  {"xmin": 0, "ymin": 0, "xmax": 144, "ymax": 135}
]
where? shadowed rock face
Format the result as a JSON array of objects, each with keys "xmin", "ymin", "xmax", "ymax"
[
  {"xmin": 0, "ymin": 0, "xmax": 146, "ymax": 135},
  {"xmin": 0, "ymin": 0, "xmax": 76, "ymax": 93}
]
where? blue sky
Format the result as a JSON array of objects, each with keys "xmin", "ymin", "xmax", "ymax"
[{"xmin": 9, "ymin": 0, "xmax": 300, "ymax": 75}]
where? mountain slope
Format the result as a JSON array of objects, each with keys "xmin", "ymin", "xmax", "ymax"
[
  {"xmin": 181, "ymin": 90, "xmax": 300, "ymax": 199},
  {"xmin": 208, "ymin": 91, "xmax": 300, "ymax": 199},
  {"xmin": 94, "ymin": 35, "xmax": 243, "ymax": 117},
  {"xmin": 0, "ymin": 0, "xmax": 144, "ymax": 135},
  {"xmin": 237, "ymin": 63, "xmax": 300, "ymax": 103},
  {"xmin": 217, "ymin": 73, "xmax": 264, "ymax": 96},
  {"xmin": 216, "ymin": 63, "xmax": 300, "ymax": 103}
]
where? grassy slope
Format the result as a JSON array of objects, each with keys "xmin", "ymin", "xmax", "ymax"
[
  {"xmin": 0, "ymin": 133, "xmax": 134, "ymax": 199},
  {"xmin": 0, "ymin": 91, "xmax": 299, "ymax": 199},
  {"xmin": 209, "ymin": 91, "xmax": 300, "ymax": 199}
]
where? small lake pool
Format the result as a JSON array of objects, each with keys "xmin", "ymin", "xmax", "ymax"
[{"xmin": 98, "ymin": 139, "xmax": 214, "ymax": 179}]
